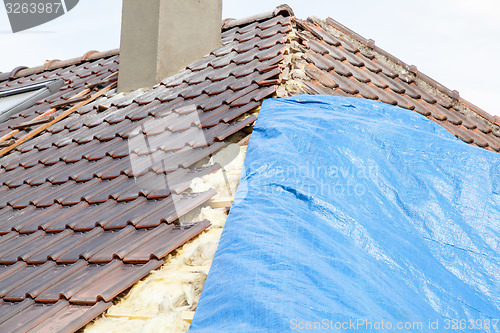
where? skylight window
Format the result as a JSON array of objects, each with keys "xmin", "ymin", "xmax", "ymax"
[{"xmin": 0, "ymin": 79, "xmax": 64, "ymax": 123}]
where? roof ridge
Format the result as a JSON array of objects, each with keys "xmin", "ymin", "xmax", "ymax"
[
  {"xmin": 222, "ymin": 4, "xmax": 294, "ymax": 30},
  {"xmin": 0, "ymin": 5, "xmax": 295, "ymax": 84},
  {"xmin": 312, "ymin": 16, "xmax": 499, "ymax": 125},
  {"xmin": 0, "ymin": 49, "xmax": 119, "ymax": 82}
]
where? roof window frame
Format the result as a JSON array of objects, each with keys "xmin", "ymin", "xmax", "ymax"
[{"xmin": 0, "ymin": 79, "xmax": 64, "ymax": 123}]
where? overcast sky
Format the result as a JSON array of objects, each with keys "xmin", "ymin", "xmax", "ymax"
[{"xmin": 0, "ymin": 0, "xmax": 498, "ymax": 115}]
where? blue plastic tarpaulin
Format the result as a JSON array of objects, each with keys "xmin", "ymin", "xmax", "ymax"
[{"xmin": 189, "ymin": 96, "xmax": 500, "ymax": 333}]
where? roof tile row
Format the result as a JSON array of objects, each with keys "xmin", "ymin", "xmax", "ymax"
[
  {"xmin": 0, "ymin": 220, "xmax": 209, "ymax": 266},
  {"xmin": 0, "ymin": 299, "xmax": 111, "ymax": 333},
  {"xmin": 0, "ymin": 189, "xmax": 216, "ymax": 233}
]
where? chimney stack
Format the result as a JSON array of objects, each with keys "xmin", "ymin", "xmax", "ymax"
[{"xmin": 118, "ymin": 0, "xmax": 222, "ymax": 92}]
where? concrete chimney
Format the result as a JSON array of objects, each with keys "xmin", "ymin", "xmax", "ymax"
[{"xmin": 118, "ymin": 0, "xmax": 222, "ymax": 92}]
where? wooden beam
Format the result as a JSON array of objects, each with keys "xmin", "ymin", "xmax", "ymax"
[
  {"xmin": 0, "ymin": 88, "xmax": 91, "ymax": 143},
  {"xmin": 208, "ymin": 198, "xmax": 233, "ymax": 208},
  {"xmin": 182, "ymin": 311, "xmax": 195, "ymax": 323},
  {"xmin": 228, "ymin": 169, "xmax": 242, "ymax": 176},
  {"xmin": 0, "ymin": 71, "xmax": 117, "ymax": 144},
  {"xmin": 0, "ymin": 82, "xmax": 116, "ymax": 157},
  {"xmin": 105, "ymin": 308, "xmax": 154, "ymax": 320}
]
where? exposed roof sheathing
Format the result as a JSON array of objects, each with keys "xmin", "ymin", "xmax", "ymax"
[{"xmin": 0, "ymin": 10, "xmax": 291, "ymax": 332}]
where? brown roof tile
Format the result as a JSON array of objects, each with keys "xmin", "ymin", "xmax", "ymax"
[{"xmin": 0, "ymin": 9, "xmax": 290, "ymax": 331}]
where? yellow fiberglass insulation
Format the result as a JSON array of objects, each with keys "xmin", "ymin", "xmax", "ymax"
[{"xmin": 84, "ymin": 143, "xmax": 247, "ymax": 333}]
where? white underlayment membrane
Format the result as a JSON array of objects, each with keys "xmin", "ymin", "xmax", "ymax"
[{"xmin": 84, "ymin": 144, "xmax": 247, "ymax": 333}]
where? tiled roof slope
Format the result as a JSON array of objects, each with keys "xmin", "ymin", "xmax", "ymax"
[
  {"xmin": 0, "ymin": 9, "xmax": 292, "ymax": 332},
  {"xmin": 291, "ymin": 17, "xmax": 500, "ymax": 152},
  {"xmin": 0, "ymin": 50, "xmax": 119, "ymax": 140}
]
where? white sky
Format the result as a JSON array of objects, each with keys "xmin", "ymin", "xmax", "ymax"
[{"xmin": 0, "ymin": 0, "xmax": 498, "ymax": 115}]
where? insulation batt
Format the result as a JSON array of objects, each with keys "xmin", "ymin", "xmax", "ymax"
[{"xmin": 84, "ymin": 144, "xmax": 247, "ymax": 333}]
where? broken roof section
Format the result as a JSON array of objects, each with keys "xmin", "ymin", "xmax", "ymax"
[
  {"xmin": 0, "ymin": 7, "xmax": 292, "ymax": 332},
  {"xmin": 289, "ymin": 16, "xmax": 500, "ymax": 152}
]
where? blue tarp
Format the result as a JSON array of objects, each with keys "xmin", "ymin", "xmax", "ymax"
[{"xmin": 189, "ymin": 96, "xmax": 500, "ymax": 332}]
